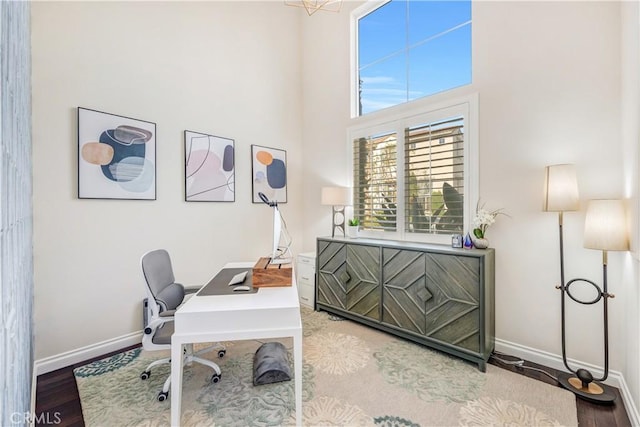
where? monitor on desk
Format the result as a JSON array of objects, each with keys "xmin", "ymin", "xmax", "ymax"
[{"xmin": 258, "ymin": 192, "xmax": 292, "ymax": 265}]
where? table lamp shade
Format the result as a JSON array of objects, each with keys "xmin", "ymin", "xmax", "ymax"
[
  {"xmin": 583, "ymin": 199, "xmax": 629, "ymax": 251},
  {"xmin": 321, "ymin": 186, "xmax": 351, "ymax": 206},
  {"xmin": 543, "ymin": 164, "xmax": 579, "ymax": 212}
]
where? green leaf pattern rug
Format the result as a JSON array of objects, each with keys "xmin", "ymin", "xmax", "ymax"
[{"xmin": 75, "ymin": 308, "xmax": 577, "ymax": 426}]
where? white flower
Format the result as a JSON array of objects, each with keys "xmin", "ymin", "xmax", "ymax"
[
  {"xmin": 472, "ymin": 204, "xmax": 506, "ymax": 239},
  {"xmin": 473, "ymin": 209, "xmax": 497, "ymax": 228}
]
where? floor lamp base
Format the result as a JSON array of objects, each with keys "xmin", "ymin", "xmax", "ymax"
[{"xmin": 557, "ymin": 372, "xmax": 616, "ymax": 404}]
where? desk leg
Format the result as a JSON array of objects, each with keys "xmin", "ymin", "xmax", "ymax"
[
  {"xmin": 293, "ymin": 328, "xmax": 303, "ymax": 427},
  {"xmin": 170, "ymin": 340, "xmax": 184, "ymax": 426}
]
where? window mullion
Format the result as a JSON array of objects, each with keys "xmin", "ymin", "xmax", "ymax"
[{"xmin": 396, "ymin": 123, "xmax": 406, "ymax": 240}]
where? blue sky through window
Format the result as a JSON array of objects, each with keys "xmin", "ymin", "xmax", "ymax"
[{"xmin": 358, "ymin": 0, "xmax": 472, "ymax": 115}]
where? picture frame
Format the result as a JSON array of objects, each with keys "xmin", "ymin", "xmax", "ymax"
[
  {"xmin": 77, "ymin": 107, "xmax": 156, "ymax": 200},
  {"xmin": 251, "ymin": 144, "xmax": 287, "ymax": 204},
  {"xmin": 184, "ymin": 130, "xmax": 235, "ymax": 202}
]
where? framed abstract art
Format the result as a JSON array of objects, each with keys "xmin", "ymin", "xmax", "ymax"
[
  {"xmin": 77, "ymin": 107, "xmax": 156, "ymax": 200},
  {"xmin": 251, "ymin": 145, "xmax": 287, "ymax": 204},
  {"xmin": 184, "ymin": 130, "xmax": 235, "ymax": 202}
]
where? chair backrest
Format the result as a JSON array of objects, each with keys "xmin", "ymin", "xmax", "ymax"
[{"xmin": 141, "ymin": 249, "xmax": 185, "ymax": 314}]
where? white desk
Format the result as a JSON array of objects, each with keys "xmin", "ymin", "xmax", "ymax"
[{"xmin": 170, "ymin": 262, "xmax": 303, "ymax": 426}]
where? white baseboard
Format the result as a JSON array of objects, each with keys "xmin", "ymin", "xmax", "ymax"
[
  {"xmin": 33, "ymin": 331, "xmax": 143, "ymax": 376},
  {"xmin": 496, "ymin": 338, "xmax": 640, "ymax": 426}
]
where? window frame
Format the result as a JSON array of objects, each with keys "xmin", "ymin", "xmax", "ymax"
[
  {"xmin": 347, "ymin": 93, "xmax": 479, "ymax": 245},
  {"xmin": 351, "ymin": 0, "xmax": 472, "ymax": 118}
]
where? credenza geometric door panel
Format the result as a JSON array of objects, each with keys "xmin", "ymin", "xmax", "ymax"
[
  {"xmin": 382, "ymin": 248, "xmax": 428, "ymax": 334},
  {"xmin": 316, "ymin": 237, "xmax": 494, "ymax": 371},
  {"xmin": 424, "ymin": 252, "xmax": 480, "ymax": 352},
  {"xmin": 317, "ymin": 240, "xmax": 380, "ymax": 321},
  {"xmin": 345, "ymin": 243, "xmax": 380, "ymax": 320},
  {"xmin": 317, "ymin": 240, "xmax": 347, "ymax": 309},
  {"xmin": 383, "ymin": 248, "xmax": 481, "ymax": 352}
]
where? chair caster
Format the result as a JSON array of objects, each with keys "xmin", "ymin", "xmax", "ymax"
[
  {"xmin": 211, "ymin": 373, "xmax": 222, "ymax": 384},
  {"xmin": 140, "ymin": 371, "xmax": 151, "ymax": 380},
  {"xmin": 218, "ymin": 349, "xmax": 226, "ymax": 358},
  {"xmin": 157, "ymin": 391, "xmax": 169, "ymax": 402}
]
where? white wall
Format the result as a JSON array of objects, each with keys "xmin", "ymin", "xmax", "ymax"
[
  {"xmin": 31, "ymin": 1, "xmax": 303, "ymax": 360},
  {"xmin": 621, "ymin": 1, "xmax": 640, "ymax": 421},
  {"xmin": 301, "ymin": 0, "xmax": 638, "ymax": 412}
]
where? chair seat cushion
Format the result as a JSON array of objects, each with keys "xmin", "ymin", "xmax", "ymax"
[
  {"xmin": 152, "ymin": 322, "xmax": 174, "ymax": 345},
  {"xmin": 253, "ymin": 342, "xmax": 291, "ymax": 386}
]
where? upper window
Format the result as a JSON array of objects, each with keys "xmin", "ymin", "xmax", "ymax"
[{"xmin": 356, "ymin": 0, "xmax": 472, "ymax": 116}]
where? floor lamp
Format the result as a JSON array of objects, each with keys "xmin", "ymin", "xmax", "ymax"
[
  {"xmin": 555, "ymin": 199, "xmax": 629, "ymax": 403},
  {"xmin": 321, "ymin": 186, "xmax": 351, "ymax": 238},
  {"xmin": 543, "ymin": 165, "xmax": 580, "ymax": 315}
]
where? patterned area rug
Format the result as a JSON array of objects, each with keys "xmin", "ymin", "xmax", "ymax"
[{"xmin": 75, "ymin": 308, "xmax": 577, "ymax": 426}]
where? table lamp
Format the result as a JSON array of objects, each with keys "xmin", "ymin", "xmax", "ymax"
[
  {"xmin": 556, "ymin": 199, "xmax": 628, "ymax": 403},
  {"xmin": 321, "ymin": 186, "xmax": 351, "ymax": 237}
]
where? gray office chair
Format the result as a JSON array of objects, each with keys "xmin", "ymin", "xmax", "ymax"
[{"xmin": 140, "ymin": 249, "xmax": 225, "ymax": 402}]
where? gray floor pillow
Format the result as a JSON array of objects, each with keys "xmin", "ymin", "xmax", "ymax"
[{"xmin": 253, "ymin": 342, "xmax": 291, "ymax": 386}]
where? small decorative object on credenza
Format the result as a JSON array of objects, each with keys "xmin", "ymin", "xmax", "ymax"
[
  {"xmin": 346, "ymin": 218, "xmax": 360, "ymax": 238},
  {"xmin": 463, "ymin": 233, "xmax": 473, "ymax": 249},
  {"xmin": 471, "ymin": 201, "xmax": 507, "ymax": 249}
]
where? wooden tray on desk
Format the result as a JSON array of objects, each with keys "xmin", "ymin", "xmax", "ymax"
[{"xmin": 252, "ymin": 257, "xmax": 292, "ymax": 287}]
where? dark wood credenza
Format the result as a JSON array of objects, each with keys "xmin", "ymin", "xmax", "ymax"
[{"xmin": 315, "ymin": 237, "xmax": 495, "ymax": 371}]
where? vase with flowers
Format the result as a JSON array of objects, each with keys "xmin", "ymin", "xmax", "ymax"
[{"xmin": 471, "ymin": 203, "xmax": 507, "ymax": 249}]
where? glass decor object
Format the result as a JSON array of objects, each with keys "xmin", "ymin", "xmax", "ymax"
[{"xmin": 463, "ymin": 233, "xmax": 473, "ymax": 249}]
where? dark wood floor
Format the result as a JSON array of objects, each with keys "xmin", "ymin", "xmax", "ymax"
[
  {"xmin": 35, "ymin": 346, "xmax": 632, "ymax": 426},
  {"xmin": 488, "ymin": 353, "xmax": 631, "ymax": 427}
]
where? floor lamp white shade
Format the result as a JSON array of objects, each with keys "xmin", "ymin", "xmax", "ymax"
[
  {"xmin": 543, "ymin": 164, "xmax": 580, "ymax": 212},
  {"xmin": 583, "ymin": 199, "xmax": 629, "ymax": 251}
]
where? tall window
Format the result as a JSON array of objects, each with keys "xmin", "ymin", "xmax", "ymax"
[
  {"xmin": 350, "ymin": 97, "xmax": 477, "ymax": 244},
  {"xmin": 356, "ymin": 0, "xmax": 472, "ymax": 116}
]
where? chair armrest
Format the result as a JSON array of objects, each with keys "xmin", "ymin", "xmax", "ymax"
[{"xmin": 144, "ymin": 314, "xmax": 174, "ymax": 335}]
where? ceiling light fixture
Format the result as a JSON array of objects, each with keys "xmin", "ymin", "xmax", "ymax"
[{"xmin": 284, "ymin": 0, "xmax": 342, "ymax": 16}]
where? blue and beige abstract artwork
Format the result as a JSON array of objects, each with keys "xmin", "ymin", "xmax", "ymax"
[
  {"xmin": 251, "ymin": 144, "xmax": 287, "ymax": 203},
  {"xmin": 185, "ymin": 130, "xmax": 235, "ymax": 202},
  {"xmin": 78, "ymin": 107, "xmax": 156, "ymax": 200}
]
